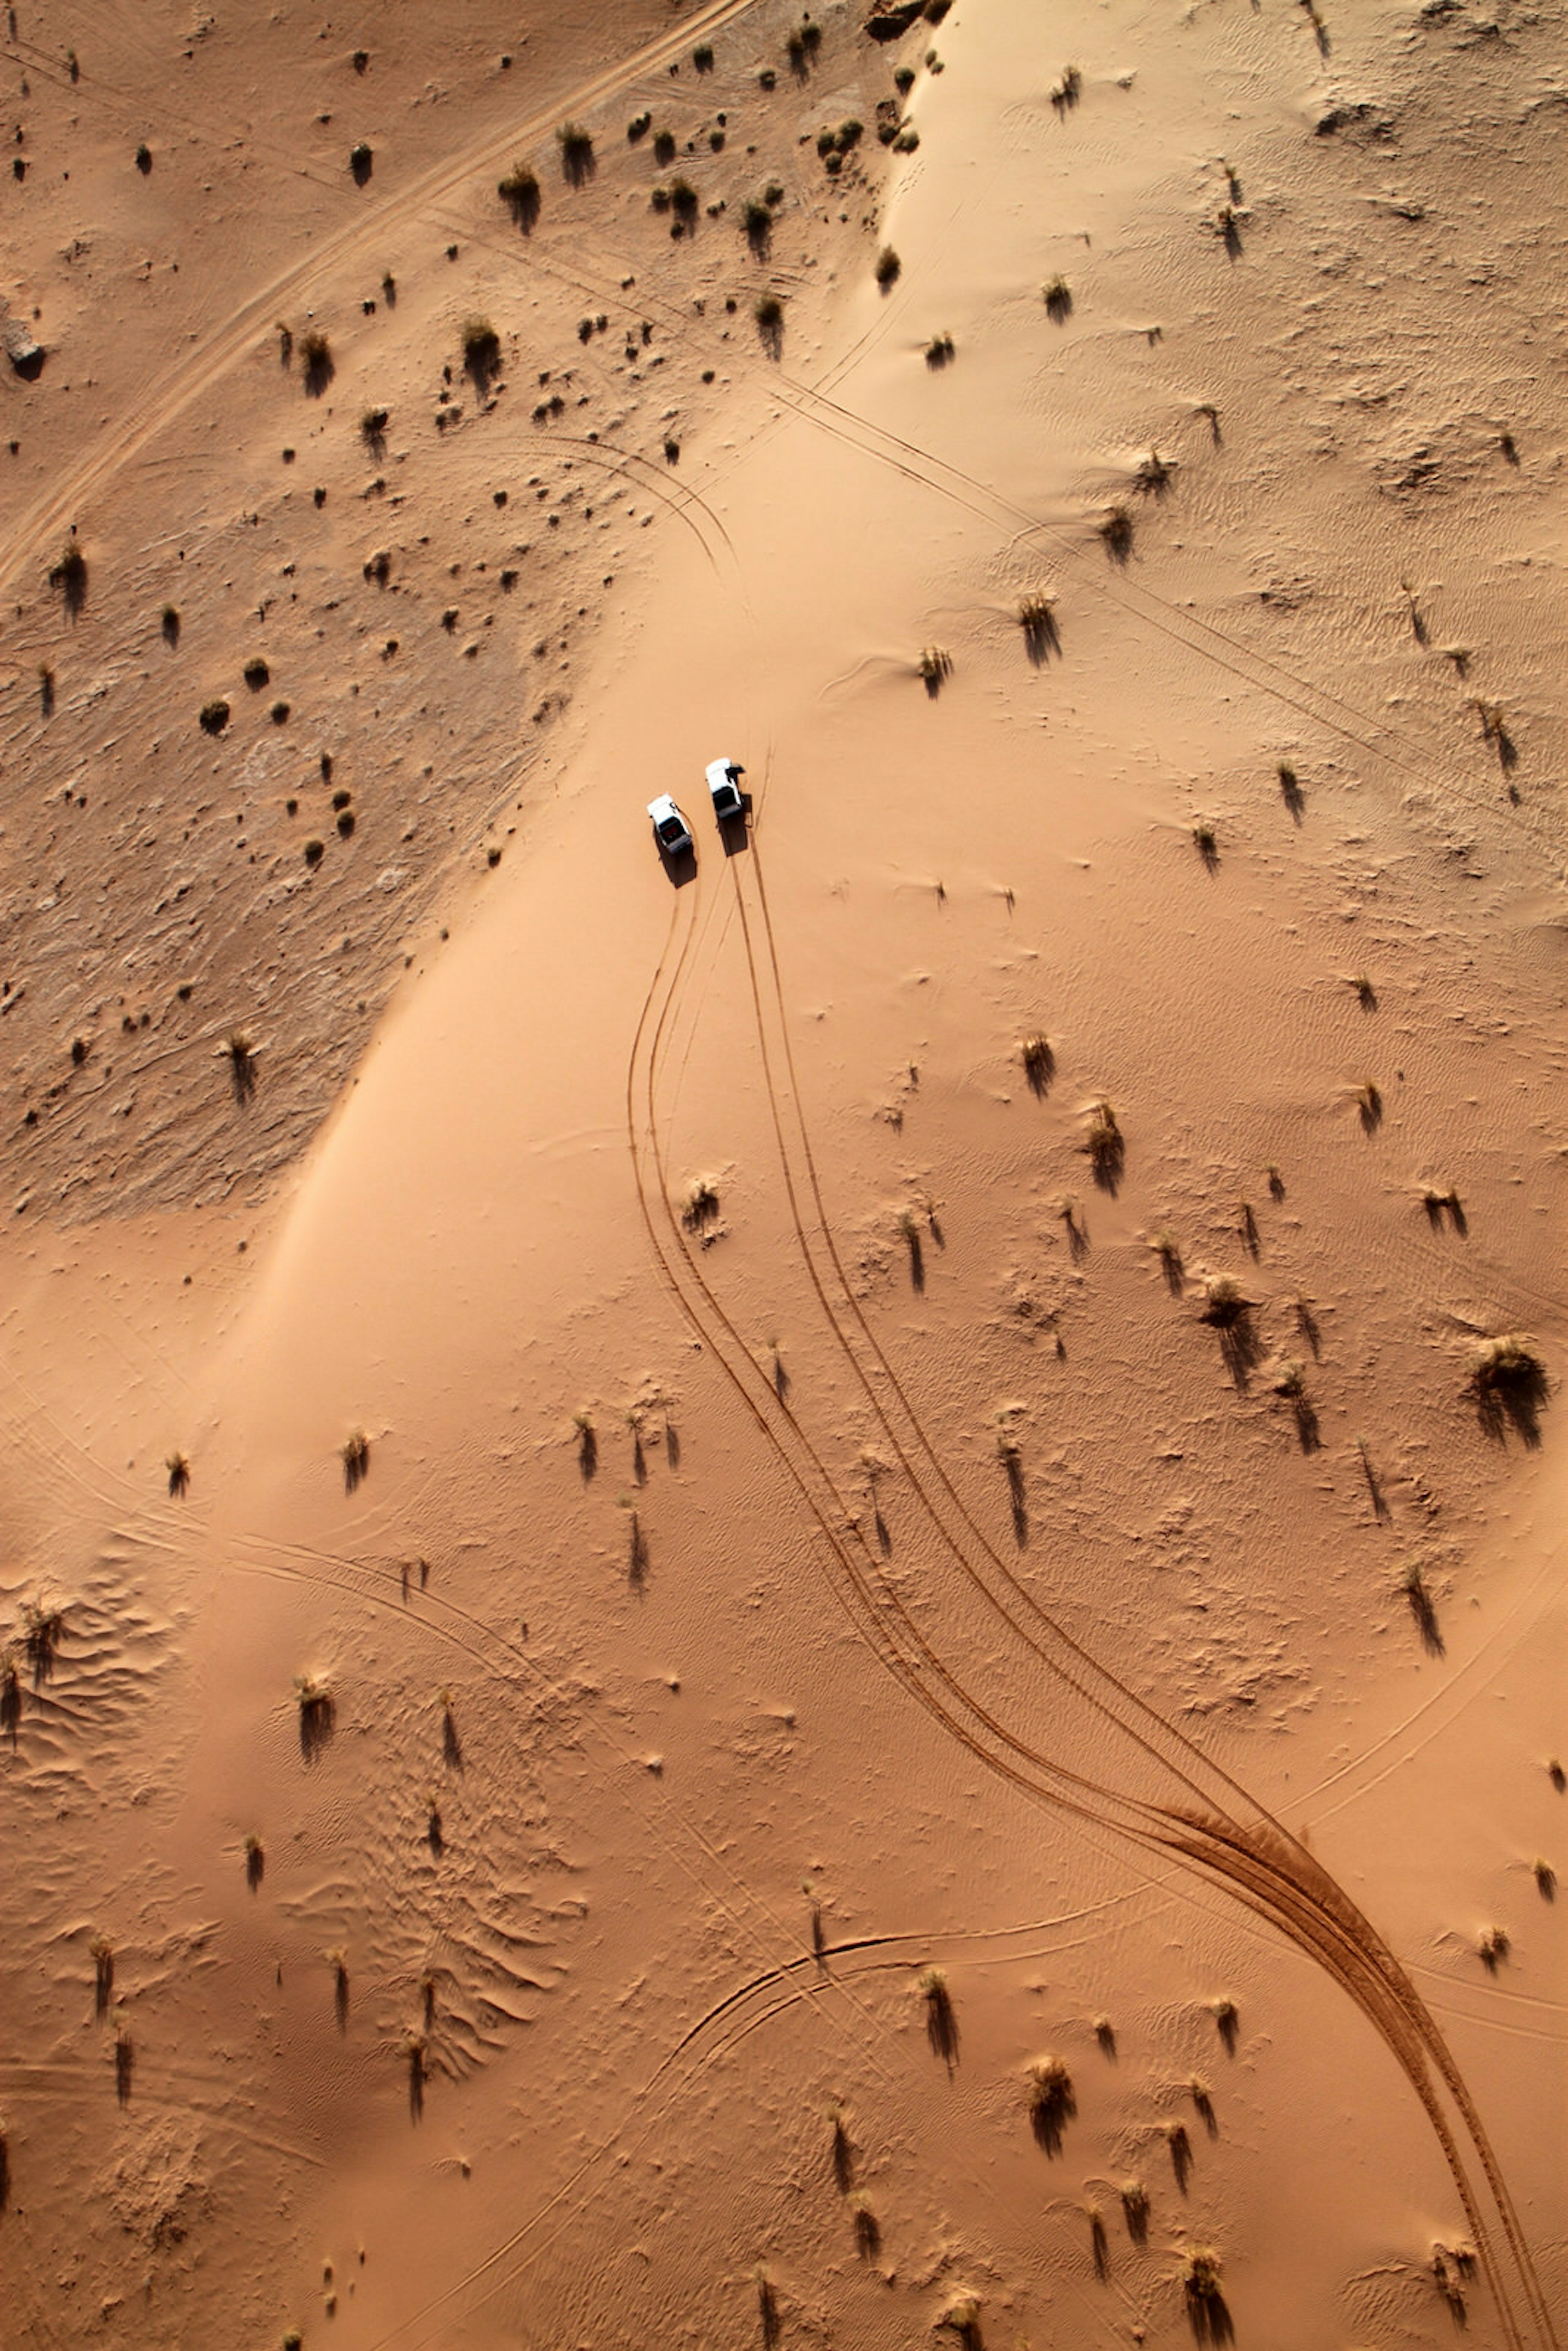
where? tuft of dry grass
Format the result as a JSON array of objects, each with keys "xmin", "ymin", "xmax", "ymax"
[
  {"xmin": 1468, "ymin": 1334, "xmax": 1547, "ymax": 1445},
  {"xmin": 341, "ymin": 1427, "xmax": 370, "ymax": 1492},
  {"xmin": 49, "ymin": 539, "xmax": 88, "ymax": 617},
  {"xmin": 556, "ymin": 120, "xmax": 595, "ymax": 184},
  {"xmin": 917, "ymin": 645, "xmax": 951, "ymax": 696},
  {"xmin": 755, "ymin": 292, "xmax": 785, "ymax": 358},
  {"xmin": 1133, "ymin": 448, "xmax": 1174, "ymax": 496},
  {"xmin": 244, "ymin": 1831, "xmax": 265, "ymax": 1890},
  {"xmin": 1042, "ymin": 274, "xmax": 1072, "ymax": 322},
  {"xmin": 22, "ymin": 1601, "xmax": 63, "ymax": 1687},
  {"xmin": 918, "ymin": 1964, "xmax": 959, "ymax": 2068},
  {"xmin": 1025, "ymin": 2054, "xmax": 1076, "ymax": 2155},
  {"xmin": 874, "ymin": 244, "xmax": 902, "ymax": 289},
  {"xmin": 1100, "ymin": 505, "xmax": 1134, "ymax": 561},
  {"xmin": 1020, "ymin": 1033, "xmax": 1054, "ymax": 1095},
  {"xmin": 497, "ymin": 161, "xmax": 540, "ymax": 229},
  {"xmin": 1082, "ymin": 1099, "xmax": 1123, "ymax": 1191},
  {"xmin": 1477, "ymin": 1924, "xmax": 1509, "ymax": 1971},
  {"xmin": 166, "ymin": 1449, "xmax": 191, "ymax": 1498},
  {"xmin": 299, "ymin": 327, "xmax": 333, "ymax": 394},
  {"xmin": 1181, "ymin": 2247, "xmax": 1230, "ymax": 2343},
  {"xmin": 1018, "ymin": 592, "xmax": 1058, "ymax": 662},
  {"xmin": 294, "ymin": 1672, "xmax": 336, "ymax": 1761}
]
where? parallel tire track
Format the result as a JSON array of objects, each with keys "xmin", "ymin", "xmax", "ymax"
[{"xmin": 624, "ymin": 814, "xmax": 1554, "ymax": 2351}]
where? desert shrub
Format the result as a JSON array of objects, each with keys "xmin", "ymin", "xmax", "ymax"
[
  {"xmin": 243, "ymin": 656, "xmax": 270, "ymax": 689},
  {"xmin": 199, "ymin": 698, "xmax": 230, "ymax": 735},
  {"xmin": 874, "ymin": 244, "xmax": 902, "ymax": 289},
  {"xmin": 557, "ymin": 120, "xmax": 595, "ymax": 185},
  {"xmin": 755, "ymin": 293, "xmax": 785, "ymax": 358},
  {"xmin": 50, "ymin": 541, "xmax": 87, "ymax": 616},
  {"xmin": 497, "ymin": 162, "xmax": 539, "ymax": 229},
  {"xmin": 1026, "ymin": 2055, "xmax": 1076, "ymax": 2155},
  {"xmin": 349, "ymin": 141, "xmax": 372, "ymax": 185},
  {"xmin": 299, "ymin": 327, "xmax": 333, "ymax": 394},
  {"xmin": 1018, "ymin": 592, "xmax": 1058, "ymax": 661},
  {"xmin": 1043, "ymin": 274, "xmax": 1072, "ymax": 321},
  {"xmin": 1100, "ymin": 505, "xmax": 1134, "ymax": 561}
]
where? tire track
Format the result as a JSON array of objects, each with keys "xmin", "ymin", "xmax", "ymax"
[
  {"xmin": 622, "ymin": 817, "xmax": 1554, "ymax": 2350},
  {"xmin": 0, "ymin": 0, "xmax": 764, "ymax": 605}
]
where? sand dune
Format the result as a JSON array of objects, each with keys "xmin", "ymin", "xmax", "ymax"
[{"xmin": 2, "ymin": 0, "xmax": 1564, "ymax": 2345}]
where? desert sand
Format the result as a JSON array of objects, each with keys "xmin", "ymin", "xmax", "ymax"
[{"xmin": 1, "ymin": 0, "xmax": 1564, "ymax": 2346}]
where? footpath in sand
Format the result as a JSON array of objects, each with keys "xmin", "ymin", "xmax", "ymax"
[{"xmin": 1, "ymin": 3, "xmax": 1564, "ymax": 2349}]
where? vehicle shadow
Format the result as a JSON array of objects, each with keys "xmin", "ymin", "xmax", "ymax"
[
  {"xmin": 719, "ymin": 793, "xmax": 754, "ymax": 859},
  {"xmin": 659, "ymin": 842, "xmax": 698, "ymax": 887}
]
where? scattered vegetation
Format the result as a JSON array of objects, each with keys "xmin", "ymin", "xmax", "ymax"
[
  {"xmin": 937, "ymin": 2292, "xmax": 983, "ymax": 2349},
  {"xmin": 1355, "ymin": 1076, "xmax": 1382, "ymax": 1132},
  {"xmin": 918, "ymin": 1965, "xmax": 959, "ymax": 2068},
  {"xmin": 924, "ymin": 329, "xmax": 955, "ymax": 368},
  {"xmin": 1181, "ymin": 2247, "xmax": 1232, "ymax": 2345},
  {"xmin": 1150, "ymin": 1229, "xmax": 1183, "ymax": 1293},
  {"xmin": 917, "ymin": 644, "xmax": 951, "ymax": 697},
  {"xmin": 849, "ymin": 2188, "xmax": 880, "ymax": 2260},
  {"xmin": 166, "ymin": 1449, "xmax": 190, "ymax": 1498},
  {"xmin": 556, "ymin": 120, "xmax": 595, "ymax": 186},
  {"xmin": 327, "ymin": 1945, "xmax": 350, "ymax": 2027},
  {"xmin": 1025, "ymin": 2054, "xmax": 1076, "ymax": 2155},
  {"xmin": 1018, "ymin": 592, "xmax": 1058, "ymax": 662},
  {"xmin": 341, "ymin": 1427, "xmax": 371, "ymax": 1492},
  {"xmin": 198, "ymin": 697, "xmax": 230, "ymax": 735},
  {"xmin": 245, "ymin": 1831, "xmax": 265, "ymax": 1890},
  {"xmin": 91, "ymin": 1932, "xmax": 115, "ymax": 2017},
  {"xmin": 1468, "ymin": 1334, "xmax": 1548, "ymax": 1446},
  {"xmin": 295, "ymin": 1673, "xmax": 336, "ymax": 1762},
  {"xmin": 1210, "ymin": 1996, "xmax": 1238, "ymax": 2054},
  {"xmin": 1166, "ymin": 2117, "xmax": 1193, "ymax": 2191},
  {"xmin": 830, "ymin": 2103, "xmax": 855, "ymax": 2193},
  {"xmin": 1050, "ymin": 64, "xmax": 1082, "ymax": 113},
  {"xmin": 742, "ymin": 197, "xmax": 772, "ymax": 256},
  {"xmin": 349, "ymin": 141, "xmax": 372, "ymax": 185},
  {"xmin": 1477, "ymin": 1924, "xmax": 1510, "ymax": 1972},
  {"xmin": 573, "ymin": 1409, "xmax": 597, "ymax": 1481},
  {"xmin": 1100, "ymin": 505, "xmax": 1134, "ymax": 562},
  {"xmin": 1020, "ymin": 1032, "xmax": 1054, "ymax": 1096},
  {"xmin": 299, "ymin": 327, "xmax": 333, "ymax": 394},
  {"xmin": 1121, "ymin": 2178, "xmax": 1150, "ymax": 2242},
  {"xmin": 1401, "ymin": 1560, "xmax": 1443, "ymax": 1656},
  {"xmin": 874, "ymin": 244, "xmax": 902, "ymax": 289},
  {"xmin": 1532, "ymin": 1857, "xmax": 1555, "ymax": 1900},
  {"xmin": 785, "ymin": 19, "xmax": 823, "ymax": 75},
  {"xmin": 682, "ymin": 1176, "xmax": 721, "ymax": 1234},
  {"xmin": 1277, "ymin": 759, "xmax": 1304, "ymax": 819},
  {"xmin": 136, "ymin": 139, "xmax": 152, "ymax": 173},
  {"xmin": 1272, "ymin": 1360, "xmax": 1319, "ymax": 1452},
  {"xmin": 1200, "ymin": 1277, "xmax": 1261, "ymax": 1388},
  {"xmin": 38, "ymin": 664, "xmax": 55, "ymax": 717},
  {"xmin": 1042, "ymin": 275, "xmax": 1072, "ymax": 322},
  {"xmin": 461, "ymin": 315, "xmax": 501, "ymax": 392},
  {"xmin": 897, "ymin": 1206, "xmax": 924, "ymax": 1291},
  {"xmin": 1134, "ymin": 448, "xmax": 1174, "ymax": 496},
  {"xmin": 49, "ymin": 540, "xmax": 87, "ymax": 617},
  {"xmin": 1421, "ymin": 1185, "xmax": 1466, "ymax": 1234},
  {"xmin": 360, "ymin": 405, "xmax": 388, "ymax": 456},
  {"xmin": 497, "ymin": 162, "xmax": 540, "ymax": 230},
  {"xmin": 1432, "ymin": 2242, "xmax": 1477, "ymax": 2322},
  {"xmin": 22, "ymin": 1601, "xmax": 63, "ymax": 1686},
  {"xmin": 1082, "ymin": 1099, "xmax": 1123, "ymax": 1191},
  {"xmin": 1192, "ymin": 821, "xmax": 1218, "ymax": 869}
]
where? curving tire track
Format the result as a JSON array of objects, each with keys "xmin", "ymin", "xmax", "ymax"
[{"xmin": 0, "ymin": 0, "xmax": 763, "ymax": 606}]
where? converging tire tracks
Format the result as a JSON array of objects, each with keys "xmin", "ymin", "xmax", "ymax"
[{"xmin": 621, "ymin": 815, "xmax": 1555, "ymax": 2351}]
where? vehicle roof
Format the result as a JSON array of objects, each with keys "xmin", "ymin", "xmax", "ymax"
[
  {"xmin": 705, "ymin": 757, "xmax": 736, "ymax": 788},
  {"xmin": 647, "ymin": 794, "xmax": 682, "ymax": 820}
]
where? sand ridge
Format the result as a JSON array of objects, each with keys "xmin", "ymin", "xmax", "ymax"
[{"xmin": 2, "ymin": 0, "xmax": 1565, "ymax": 2344}]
